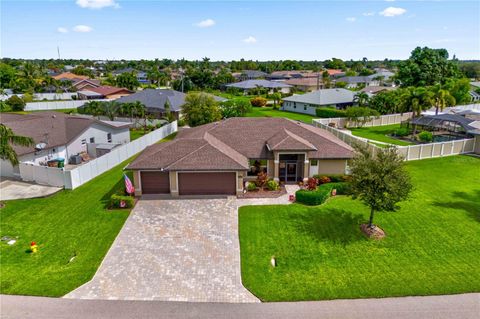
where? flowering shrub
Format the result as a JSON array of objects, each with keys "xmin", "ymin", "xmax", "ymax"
[
  {"xmin": 305, "ymin": 177, "xmax": 318, "ymax": 190},
  {"xmin": 255, "ymin": 171, "xmax": 269, "ymax": 188},
  {"xmin": 250, "ymin": 97, "xmax": 268, "ymax": 107},
  {"xmin": 318, "ymin": 176, "xmax": 331, "ymax": 184},
  {"xmin": 110, "ymin": 194, "xmax": 134, "ymax": 209}
]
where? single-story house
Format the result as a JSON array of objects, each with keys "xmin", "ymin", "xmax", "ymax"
[
  {"xmin": 0, "ymin": 112, "xmax": 131, "ymax": 178},
  {"xmin": 72, "ymin": 78, "xmax": 101, "ymax": 91},
  {"xmin": 285, "ymin": 77, "xmax": 324, "ymax": 92},
  {"xmin": 78, "ymin": 86, "xmax": 132, "ymax": 100},
  {"xmin": 116, "ymin": 89, "xmax": 186, "ymax": 119},
  {"xmin": 52, "ymin": 72, "xmax": 89, "ymax": 81},
  {"xmin": 225, "ymin": 79, "xmax": 292, "ymax": 94},
  {"xmin": 282, "ymin": 89, "xmax": 355, "ymax": 115},
  {"xmin": 360, "ymin": 86, "xmax": 395, "ymax": 95},
  {"xmin": 127, "ymin": 117, "xmax": 353, "ymax": 196},
  {"xmin": 335, "ymin": 76, "xmax": 378, "ymax": 88},
  {"xmin": 113, "ymin": 68, "xmax": 151, "ymax": 84},
  {"xmin": 233, "ymin": 70, "xmax": 268, "ymax": 81}
]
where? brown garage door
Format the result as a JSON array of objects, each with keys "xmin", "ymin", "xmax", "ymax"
[
  {"xmin": 140, "ymin": 171, "xmax": 170, "ymax": 194},
  {"xmin": 178, "ymin": 172, "xmax": 236, "ymax": 195}
]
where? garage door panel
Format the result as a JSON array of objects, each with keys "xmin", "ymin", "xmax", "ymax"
[
  {"xmin": 141, "ymin": 171, "xmax": 170, "ymax": 194},
  {"xmin": 178, "ymin": 172, "xmax": 236, "ymax": 195}
]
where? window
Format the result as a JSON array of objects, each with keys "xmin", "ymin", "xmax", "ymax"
[
  {"xmin": 304, "ymin": 105, "xmax": 307, "ymax": 111},
  {"xmin": 81, "ymin": 139, "xmax": 86, "ymax": 145},
  {"xmin": 89, "ymin": 137, "xmax": 95, "ymax": 143},
  {"xmin": 247, "ymin": 159, "xmax": 268, "ymax": 177},
  {"xmin": 310, "ymin": 159, "xmax": 318, "ymax": 166},
  {"xmin": 293, "ymin": 102, "xmax": 296, "ymax": 109},
  {"xmin": 107, "ymin": 133, "xmax": 112, "ymax": 143}
]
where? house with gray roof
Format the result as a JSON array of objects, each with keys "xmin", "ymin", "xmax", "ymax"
[
  {"xmin": 0, "ymin": 112, "xmax": 130, "ymax": 178},
  {"xmin": 116, "ymin": 89, "xmax": 186, "ymax": 119},
  {"xmin": 233, "ymin": 70, "xmax": 268, "ymax": 81},
  {"xmin": 127, "ymin": 117, "xmax": 353, "ymax": 196},
  {"xmin": 225, "ymin": 79, "xmax": 292, "ymax": 94},
  {"xmin": 282, "ymin": 89, "xmax": 355, "ymax": 115}
]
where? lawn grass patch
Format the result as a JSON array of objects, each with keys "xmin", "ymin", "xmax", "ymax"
[
  {"xmin": 350, "ymin": 124, "xmax": 413, "ymax": 146},
  {"xmin": 245, "ymin": 107, "xmax": 315, "ymax": 123},
  {"xmin": 239, "ymin": 155, "xmax": 480, "ymax": 301}
]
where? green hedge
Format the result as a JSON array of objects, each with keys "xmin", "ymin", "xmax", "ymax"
[
  {"xmin": 313, "ymin": 174, "xmax": 351, "ymax": 183},
  {"xmin": 109, "ymin": 194, "xmax": 135, "ymax": 209},
  {"xmin": 315, "ymin": 107, "xmax": 346, "ymax": 118},
  {"xmin": 295, "ymin": 182, "xmax": 350, "ymax": 206}
]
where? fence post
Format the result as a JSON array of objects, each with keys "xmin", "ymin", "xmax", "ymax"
[
  {"xmin": 440, "ymin": 143, "xmax": 445, "ymax": 156},
  {"xmin": 419, "ymin": 144, "xmax": 423, "ymax": 159},
  {"xmin": 406, "ymin": 145, "xmax": 411, "ymax": 160}
]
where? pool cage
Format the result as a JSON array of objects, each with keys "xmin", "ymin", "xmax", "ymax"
[{"xmin": 401, "ymin": 114, "xmax": 475, "ymax": 139}]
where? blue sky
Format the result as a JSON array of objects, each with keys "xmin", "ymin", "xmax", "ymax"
[{"xmin": 1, "ymin": 0, "xmax": 479, "ymax": 60}]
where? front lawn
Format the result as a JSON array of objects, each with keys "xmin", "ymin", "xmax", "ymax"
[
  {"xmin": 0, "ymin": 133, "xmax": 177, "ymax": 297},
  {"xmin": 349, "ymin": 124, "xmax": 413, "ymax": 146},
  {"xmin": 246, "ymin": 107, "xmax": 315, "ymax": 123},
  {"xmin": 239, "ymin": 155, "xmax": 480, "ymax": 301}
]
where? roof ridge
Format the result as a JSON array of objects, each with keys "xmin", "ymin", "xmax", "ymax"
[
  {"xmin": 164, "ymin": 141, "xmax": 209, "ymax": 170},
  {"xmin": 203, "ymin": 131, "xmax": 248, "ymax": 168},
  {"xmin": 284, "ymin": 129, "xmax": 317, "ymax": 150}
]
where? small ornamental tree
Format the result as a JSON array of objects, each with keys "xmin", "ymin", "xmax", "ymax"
[
  {"xmin": 250, "ymin": 96, "xmax": 268, "ymax": 107},
  {"xmin": 345, "ymin": 106, "xmax": 380, "ymax": 128},
  {"xmin": 183, "ymin": 92, "xmax": 221, "ymax": 127},
  {"xmin": 350, "ymin": 144, "xmax": 412, "ymax": 229},
  {"xmin": 6, "ymin": 95, "xmax": 26, "ymax": 111}
]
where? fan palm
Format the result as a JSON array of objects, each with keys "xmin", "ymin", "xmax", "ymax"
[
  {"xmin": 432, "ymin": 85, "xmax": 456, "ymax": 115},
  {"xmin": 0, "ymin": 124, "xmax": 34, "ymax": 166}
]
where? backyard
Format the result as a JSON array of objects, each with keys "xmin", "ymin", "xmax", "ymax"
[
  {"xmin": 0, "ymin": 133, "xmax": 176, "ymax": 297},
  {"xmin": 239, "ymin": 155, "xmax": 480, "ymax": 301},
  {"xmin": 349, "ymin": 124, "xmax": 413, "ymax": 146},
  {"xmin": 246, "ymin": 106, "xmax": 316, "ymax": 123}
]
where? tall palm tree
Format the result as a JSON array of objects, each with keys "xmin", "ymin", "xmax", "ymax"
[
  {"xmin": 353, "ymin": 92, "xmax": 370, "ymax": 106},
  {"xmin": 0, "ymin": 124, "xmax": 34, "ymax": 166},
  {"xmin": 431, "ymin": 84, "xmax": 456, "ymax": 115}
]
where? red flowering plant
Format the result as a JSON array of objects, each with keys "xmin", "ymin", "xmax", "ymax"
[
  {"xmin": 305, "ymin": 177, "xmax": 318, "ymax": 191},
  {"xmin": 318, "ymin": 176, "xmax": 331, "ymax": 185},
  {"xmin": 255, "ymin": 171, "xmax": 269, "ymax": 189}
]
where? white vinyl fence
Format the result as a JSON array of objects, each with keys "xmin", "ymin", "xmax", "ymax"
[
  {"xmin": 19, "ymin": 121, "xmax": 178, "ymax": 189},
  {"xmin": 24, "ymin": 99, "xmax": 110, "ymax": 111},
  {"xmin": 1, "ymin": 92, "xmax": 78, "ymax": 101},
  {"xmin": 314, "ymin": 112, "xmax": 413, "ymax": 129},
  {"xmin": 314, "ymin": 119, "xmax": 477, "ymax": 161}
]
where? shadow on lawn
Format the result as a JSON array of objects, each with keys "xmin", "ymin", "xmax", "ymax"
[
  {"xmin": 100, "ymin": 174, "xmax": 131, "ymax": 209},
  {"xmin": 293, "ymin": 208, "xmax": 365, "ymax": 246},
  {"xmin": 433, "ymin": 190, "xmax": 480, "ymax": 223}
]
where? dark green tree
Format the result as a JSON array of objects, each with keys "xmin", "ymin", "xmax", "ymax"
[
  {"xmin": 183, "ymin": 92, "xmax": 221, "ymax": 127},
  {"xmin": 115, "ymin": 72, "xmax": 139, "ymax": 90},
  {"xmin": 0, "ymin": 124, "xmax": 34, "ymax": 166}
]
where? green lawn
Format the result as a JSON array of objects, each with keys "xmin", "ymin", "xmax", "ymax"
[
  {"xmin": 246, "ymin": 107, "xmax": 316, "ymax": 123},
  {"xmin": 3, "ymin": 108, "xmax": 77, "ymax": 115},
  {"xmin": 239, "ymin": 155, "xmax": 480, "ymax": 301},
  {"xmin": 130, "ymin": 129, "xmax": 147, "ymax": 141},
  {"xmin": 350, "ymin": 124, "xmax": 413, "ymax": 146},
  {"xmin": 0, "ymin": 133, "xmax": 177, "ymax": 297}
]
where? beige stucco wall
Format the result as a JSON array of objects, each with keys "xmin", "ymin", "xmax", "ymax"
[
  {"xmin": 133, "ymin": 170, "xmax": 142, "ymax": 196},
  {"xmin": 169, "ymin": 171, "xmax": 178, "ymax": 196},
  {"xmin": 267, "ymin": 160, "xmax": 275, "ymax": 178},
  {"xmin": 475, "ymin": 137, "xmax": 480, "ymax": 154},
  {"xmin": 317, "ymin": 159, "xmax": 347, "ymax": 175}
]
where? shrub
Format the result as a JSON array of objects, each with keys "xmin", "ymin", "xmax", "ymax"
[
  {"xmin": 295, "ymin": 184, "xmax": 333, "ymax": 206},
  {"xmin": 328, "ymin": 182, "xmax": 352, "ymax": 195},
  {"xmin": 418, "ymin": 131, "xmax": 433, "ymax": 142},
  {"xmin": 247, "ymin": 182, "xmax": 257, "ymax": 191},
  {"xmin": 6, "ymin": 95, "xmax": 26, "ymax": 111},
  {"xmin": 305, "ymin": 177, "xmax": 318, "ymax": 190},
  {"xmin": 255, "ymin": 171, "xmax": 269, "ymax": 188},
  {"xmin": 266, "ymin": 179, "xmax": 279, "ymax": 191},
  {"xmin": 109, "ymin": 194, "xmax": 134, "ymax": 209},
  {"xmin": 315, "ymin": 107, "xmax": 346, "ymax": 118},
  {"xmin": 394, "ymin": 127, "xmax": 410, "ymax": 137},
  {"xmin": 177, "ymin": 118, "xmax": 186, "ymax": 127},
  {"xmin": 318, "ymin": 176, "xmax": 331, "ymax": 184},
  {"xmin": 250, "ymin": 97, "xmax": 268, "ymax": 107},
  {"xmin": 313, "ymin": 174, "xmax": 351, "ymax": 183}
]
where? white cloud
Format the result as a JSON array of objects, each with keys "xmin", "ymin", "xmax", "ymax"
[
  {"xmin": 379, "ymin": 7, "xmax": 407, "ymax": 17},
  {"xmin": 243, "ymin": 36, "xmax": 257, "ymax": 44},
  {"xmin": 57, "ymin": 27, "xmax": 68, "ymax": 33},
  {"xmin": 76, "ymin": 0, "xmax": 119, "ymax": 9},
  {"xmin": 195, "ymin": 19, "xmax": 216, "ymax": 28},
  {"xmin": 363, "ymin": 12, "xmax": 375, "ymax": 16},
  {"xmin": 73, "ymin": 25, "xmax": 93, "ymax": 32},
  {"xmin": 346, "ymin": 17, "xmax": 356, "ymax": 22}
]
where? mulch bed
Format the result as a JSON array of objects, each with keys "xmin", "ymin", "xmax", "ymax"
[
  {"xmin": 360, "ymin": 224, "xmax": 386, "ymax": 240},
  {"xmin": 238, "ymin": 185, "xmax": 287, "ymax": 199}
]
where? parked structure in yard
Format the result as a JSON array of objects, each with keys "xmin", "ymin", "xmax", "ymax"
[
  {"xmin": 127, "ymin": 117, "xmax": 353, "ymax": 196},
  {"xmin": 408, "ymin": 114, "xmax": 480, "ymax": 137},
  {"xmin": 225, "ymin": 79, "xmax": 292, "ymax": 94},
  {"xmin": 0, "ymin": 112, "xmax": 130, "ymax": 178},
  {"xmin": 116, "ymin": 89, "xmax": 186, "ymax": 119},
  {"xmin": 282, "ymin": 88, "xmax": 355, "ymax": 115}
]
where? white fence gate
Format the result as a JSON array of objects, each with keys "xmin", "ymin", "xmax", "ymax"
[{"xmin": 19, "ymin": 121, "xmax": 178, "ymax": 189}]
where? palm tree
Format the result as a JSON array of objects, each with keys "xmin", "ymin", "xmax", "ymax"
[
  {"xmin": 0, "ymin": 124, "xmax": 34, "ymax": 166},
  {"xmin": 431, "ymin": 84, "xmax": 456, "ymax": 115},
  {"xmin": 353, "ymin": 92, "xmax": 370, "ymax": 106},
  {"xmin": 402, "ymin": 87, "xmax": 434, "ymax": 136}
]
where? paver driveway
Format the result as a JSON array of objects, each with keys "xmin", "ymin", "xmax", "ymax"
[{"xmin": 65, "ymin": 197, "xmax": 260, "ymax": 303}]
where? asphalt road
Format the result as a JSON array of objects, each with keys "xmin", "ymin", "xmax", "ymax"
[{"xmin": 1, "ymin": 293, "xmax": 479, "ymax": 319}]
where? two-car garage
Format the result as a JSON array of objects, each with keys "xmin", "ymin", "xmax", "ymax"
[{"xmin": 139, "ymin": 171, "xmax": 237, "ymax": 196}]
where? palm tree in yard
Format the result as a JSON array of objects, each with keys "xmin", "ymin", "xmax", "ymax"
[
  {"xmin": 431, "ymin": 84, "xmax": 456, "ymax": 115},
  {"xmin": 353, "ymin": 92, "xmax": 370, "ymax": 106},
  {"xmin": 0, "ymin": 124, "xmax": 34, "ymax": 166},
  {"xmin": 401, "ymin": 87, "xmax": 434, "ymax": 135}
]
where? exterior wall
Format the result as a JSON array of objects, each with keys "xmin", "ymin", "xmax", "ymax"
[
  {"xmin": 0, "ymin": 160, "xmax": 17, "ymax": 177},
  {"xmin": 282, "ymin": 101, "xmax": 318, "ymax": 116},
  {"xmin": 66, "ymin": 123, "xmax": 130, "ymax": 159},
  {"xmin": 169, "ymin": 171, "xmax": 178, "ymax": 197},
  {"xmin": 133, "ymin": 170, "xmax": 142, "ymax": 196},
  {"xmin": 106, "ymin": 92, "xmax": 131, "ymax": 100},
  {"xmin": 237, "ymin": 171, "xmax": 246, "ymax": 195},
  {"xmin": 474, "ymin": 136, "xmax": 480, "ymax": 154},
  {"xmin": 19, "ymin": 145, "xmax": 68, "ymax": 166},
  {"xmin": 317, "ymin": 159, "xmax": 347, "ymax": 175},
  {"xmin": 267, "ymin": 160, "xmax": 275, "ymax": 178}
]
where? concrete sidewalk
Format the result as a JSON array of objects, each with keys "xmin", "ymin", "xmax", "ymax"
[
  {"xmin": 2, "ymin": 293, "xmax": 479, "ymax": 319},
  {"xmin": 0, "ymin": 179, "xmax": 61, "ymax": 201}
]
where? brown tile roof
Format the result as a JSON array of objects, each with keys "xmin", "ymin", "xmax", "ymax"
[
  {"xmin": 285, "ymin": 78, "xmax": 322, "ymax": 87},
  {"xmin": 88, "ymin": 86, "xmax": 132, "ymax": 96},
  {"xmin": 1, "ymin": 112, "xmax": 128, "ymax": 156},
  {"xmin": 128, "ymin": 118, "xmax": 353, "ymax": 171},
  {"xmin": 52, "ymin": 72, "xmax": 89, "ymax": 80}
]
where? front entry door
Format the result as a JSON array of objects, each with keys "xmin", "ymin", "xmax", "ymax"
[{"xmin": 286, "ymin": 163, "xmax": 297, "ymax": 183}]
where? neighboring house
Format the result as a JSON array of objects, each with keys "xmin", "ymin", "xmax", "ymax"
[
  {"xmin": 335, "ymin": 76, "xmax": 378, "ymax": 88},
  {"xmin": 225, "ymin": 79, "xmax": 292, "ymax": 94},
  {"xmin": 0, "ymin": 112, "xmax": 130, "ymax": 178},
  {"xmin": 325, "ymin": 69, "xmax": 345, "ymax": 78},
  {"xmin": 113, "ymin": 68, "xmax": 151, "ymax": 84},
  {"xmin": 78, "ymin": 86, "xmax": 133, "ymax": 100},
  {"xmin": 72, "ymin": 79, "xmax": 101, "ymax": 91},
  {"xmin": 233, "ymin": 70, "xmax": 268, "ymax": 81},
  {"xmin": 127, "ymin": 117, "xmax": 353, "ymax": 196},
  {"xmin": 52, "ymin": 72, "xmax": 89, "ymax": 81},
  {"xmin": 285, "ymin": 77, "xmax": 324, "ymax": 92},
  {"xmin": 116, "ymin": 89, "xmax": 186, "ymax": 119},
  {"xmin": 360, "ymin": 86, "xmax": 395, "ymax": 95},
  {"xmin": 282, "ymin": 88, "xmax": 355, "ymax": 115}
]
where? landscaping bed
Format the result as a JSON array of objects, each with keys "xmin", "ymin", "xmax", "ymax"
[
  {"xmin": 239, "ymin": 155, "xmax": 480, "ymax": 301},
  {"xmin": 238, "ymin": 184, "xmax": 287, "ymax": 199}
]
